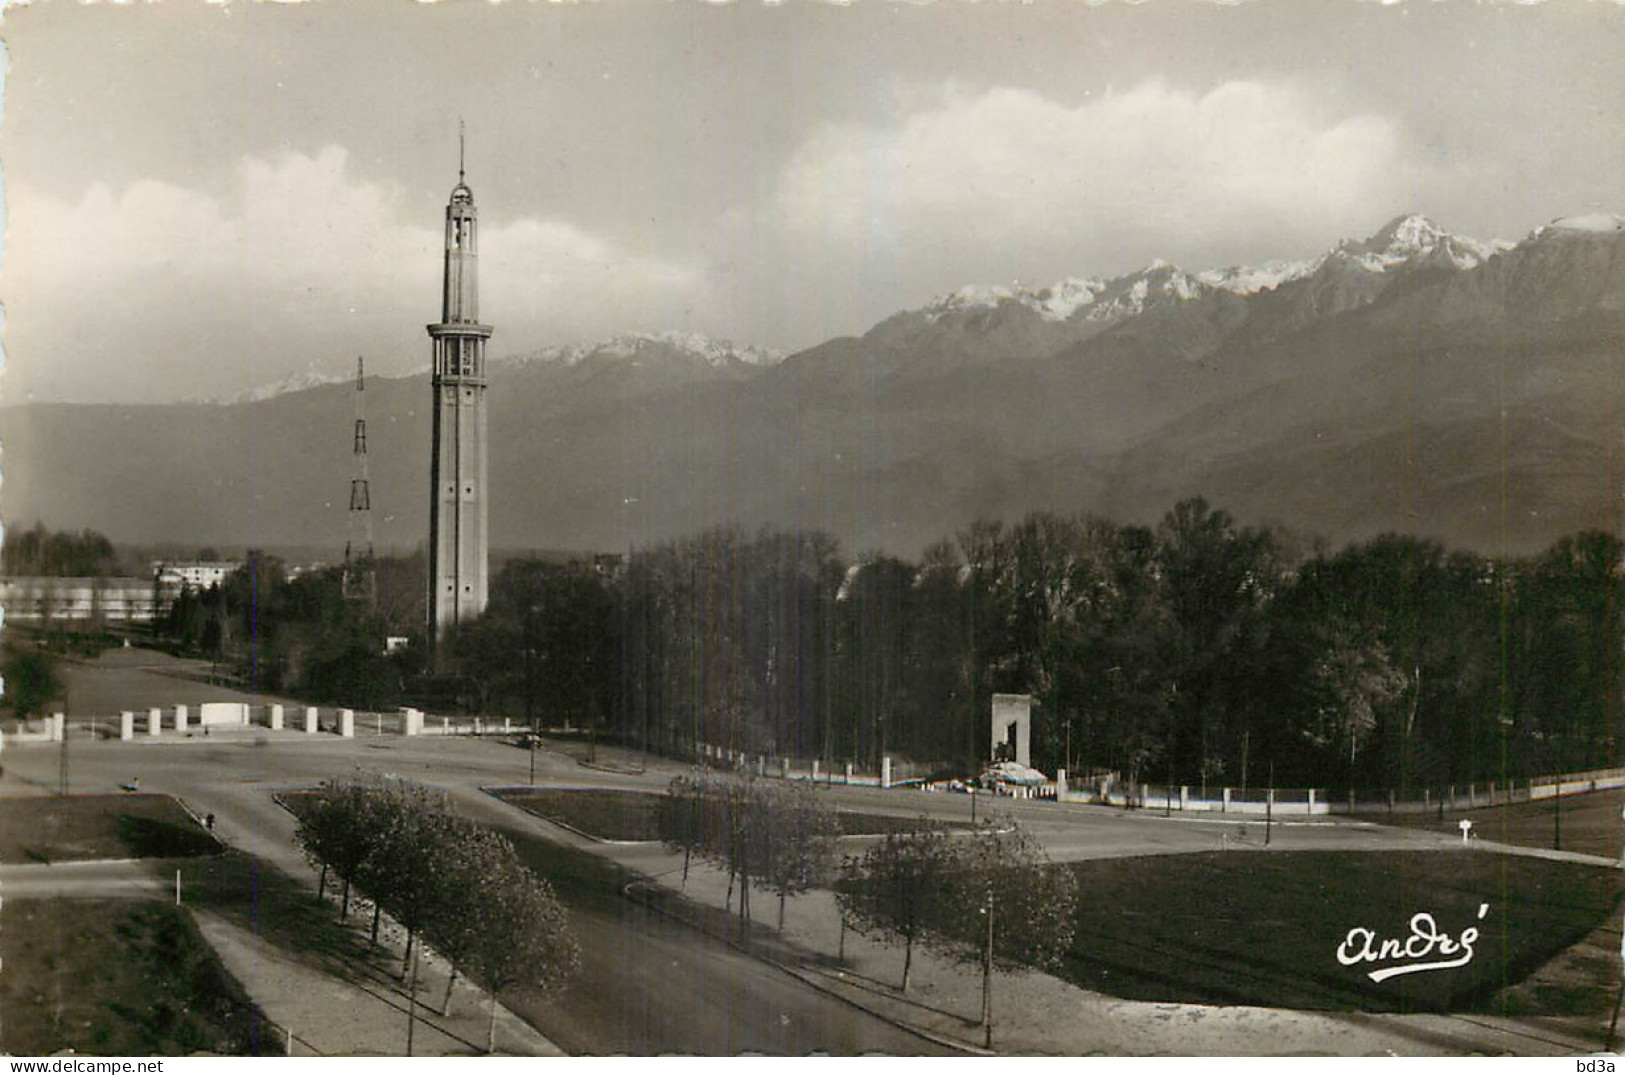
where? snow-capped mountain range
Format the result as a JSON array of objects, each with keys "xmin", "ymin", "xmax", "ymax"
[
  {"xmin": 15, "ymin": 208, "xmax": 1625, "ymax": 560},
  {"xmin": 507, "ymin": 331, "xmax": 784, "ymax": 371},
  {"xmin": 212, "ymin": 212, "xmax": 1604, "ymax": 405},
  {"xmin": 920, "ymin": 213, "xmax": 1514, "ymax": 326},
  {"xmin": 194, "ymin": 367, "xmax": 356, "ymax": 406},
  {"xmin": 202, "ymin": 332, "xmax": 783, "ymax": 404}
]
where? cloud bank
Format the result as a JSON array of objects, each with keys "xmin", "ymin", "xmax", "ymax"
[
  {"xmin": 5, "ymin": 147, "xmax": 703, "ymax": 402},
  {"xmin": 769, "ymin": 79, "xmax": 1442, "ymax": 298},
  {"xmin": 6, "ymin": 79, "xmax": 1464, "ymax": 402}
]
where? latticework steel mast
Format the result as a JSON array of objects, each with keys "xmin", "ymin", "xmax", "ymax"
[{"xmin": 343, "ymin": 355, "xmax": 376, "ymax": 605}]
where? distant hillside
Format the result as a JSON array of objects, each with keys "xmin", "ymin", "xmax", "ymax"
[{"xmin": 5, "ymin": 214, "xmax": 1622, "ymax": 558}]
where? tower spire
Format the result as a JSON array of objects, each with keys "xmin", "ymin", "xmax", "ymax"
[{"xmin": 427, "ymin": 139, "xmax": 493, "ymax": 661}]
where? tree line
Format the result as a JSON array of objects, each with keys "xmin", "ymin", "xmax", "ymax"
[
  {"xmin": 652, "ymin": 772, "xmax": 1074, "ymax": 1046},
  {"xmin": 159, "ymin": 551, "xmax": 426, "ymax": 706},
  {"xmin": 1, "ymin": 522, "xmax": 123, "ymax": 578},
  {"xmin": 293, "ymin": 777, "xmax": 578, "ymax": 1053},
  {"xmin": 153, "ymin": 498, "xmax": 1625, "ymax": 790},
  {"xmin": 455, "ymin": 500, "xmax": 1623, "ymax": 791},
  {"xmin": 656, "ymin": 772, "xmax": 839, "ymax": 935}
]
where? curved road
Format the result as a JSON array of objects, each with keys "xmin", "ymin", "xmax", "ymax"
[{"xmin": 2, "ymin": 731, "xmax": 947, "ymax": 1055}]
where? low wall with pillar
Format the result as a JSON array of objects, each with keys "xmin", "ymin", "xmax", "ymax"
[{"xmin": 199, "ymin": 702, "xmax": 251, "ymax": 726}]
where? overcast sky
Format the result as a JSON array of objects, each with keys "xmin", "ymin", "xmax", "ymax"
[{"xmin": 3, "ymin": 0, "xmax": 1623, "ymax": 404}]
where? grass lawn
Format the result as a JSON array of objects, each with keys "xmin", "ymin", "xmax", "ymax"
[
  {"xmin": 0, "ymin": 899, "xmax": 276, "ymax": 1055},
  {"xmin": 49, "ymin": 645, "xmax": 304, "ymax": 716},
  {"xmin": 496, "ymin": 787, "xmax": 963, "ymax": 842},
  {"xmin": 0, "ymin": 794, "xmax": 221, "ymax": 863},
  {"xmin": 1359, "ymin": 787, "xmax": 1625, "ymax": 861},
  {"xmin": 1057, "ymin": 850, "xmax": 1620, "ymax": 1014}
]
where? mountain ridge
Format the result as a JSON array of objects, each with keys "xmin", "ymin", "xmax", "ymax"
[{"xmin": 4, "ymin": 211, "xmax": 1621, "ymax": 558}]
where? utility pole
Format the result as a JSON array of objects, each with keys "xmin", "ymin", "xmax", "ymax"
[{"xmin": 343, "ymin": 357, "xmax": 376, "ymax": 607}]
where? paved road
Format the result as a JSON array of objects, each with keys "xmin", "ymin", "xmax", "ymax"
[
  {"xmin": 1, "ymin": 731, "xmax": 946, "ymax": 1054},
  {"xmin": 11, "ymin": 654, "xmax": 1592, "ymax": 1056}
]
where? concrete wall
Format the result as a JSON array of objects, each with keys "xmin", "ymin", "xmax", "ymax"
[{"xmin": 199, "ymin": 702, "xmax": 250, "ymax": 726}]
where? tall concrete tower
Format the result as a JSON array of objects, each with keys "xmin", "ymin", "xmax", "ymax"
[{"xmin": 427, "ymin": 135, "xmax": 492, "ymax": 655}]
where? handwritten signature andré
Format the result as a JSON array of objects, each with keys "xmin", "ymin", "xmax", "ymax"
[{"xmin": 1336, "ymin": 903, "xmax": 1490, "ymax": 982}]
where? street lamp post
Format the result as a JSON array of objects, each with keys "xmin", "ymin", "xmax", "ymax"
[
  {"xmin": 525, "ymin": 605, "xmax": 539, "ymax": 785},
  {"xmin": 981, "ymin": 887, "xmax": 996, "ymax": 1051},
  {"xmin": 1610, "ymin": 802, "xmax": 1625, "ymax": 1049}
]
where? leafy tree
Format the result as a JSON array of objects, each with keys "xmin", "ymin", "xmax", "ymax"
[
  {"xmin": 1155, "ymin": 497, "xmax": 1284, "ymax": 788},
  {"xmin": 2, "ymin": 644, "xmax": 62, "ymax": 720},
  {"xmin": 657, "ymin": 772, "xmax": 714, "ymax": 885},
  {"xmin": 836, "ymin": 822, "xmax": 953, "ymax": 992},
  {"xmin": 756, "ymin": 780, "xmax": 838, "ymax": 930},
  {"xmin": 2, "ymin": 522, "xmax": 122, "ymax": 577},
  {"xmin": 469, "ymin": 854, "xmax": 579, "ymax": 1053},
  {"xmin": 930, "ymin": 819, "xmax": 1077, "ymax": 1047},
  {"xmin": 292, "ymin": 778, "xmax": 578, "ymax": 1053},
  {"xmin": 420, "ymin": 819, "xmax": 518, "ymax": 1017},
  {"xmin": 657, "ymin": 772, "xmax": 834, "ymax": 938},
  {"xmin": 294, "ymin": 780, "xmax": 383, "ymax": 914}
]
